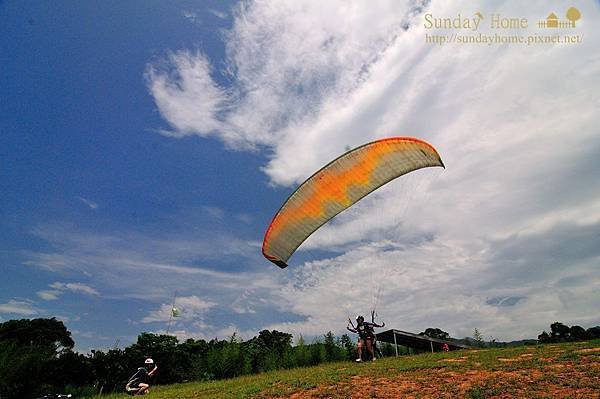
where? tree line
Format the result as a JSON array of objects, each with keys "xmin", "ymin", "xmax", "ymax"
[
  {"xmin": 537, "ymin": 322, "xmax": 600, "ymax": 343},
  {"xmin": 2, "ymin": 318, "xmax": 598, "ymax": 398},
  {"xmin": 0, "ymin": 318, "xmax": 375, "ymax": 398}
]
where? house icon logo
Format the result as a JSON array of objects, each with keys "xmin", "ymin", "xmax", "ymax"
[
  {"xmin": 538, "ymin": 7, "xmax": 581, "ymax": 29},
  {"xmin": 546, "ymin": 13, "xmax": 558, "ymax": 28}
]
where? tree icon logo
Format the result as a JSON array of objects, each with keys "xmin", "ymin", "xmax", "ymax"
[
  {"xmin": 538, "ymin": 7, "xmax": 581, "ymax": 29},
  {"xmin": 566, "ymin": 7, "xmax": 581, "ymax": 27}
]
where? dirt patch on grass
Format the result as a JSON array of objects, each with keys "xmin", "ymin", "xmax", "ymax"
[
  {"xmin": 575, "ymin": 347, "xmax": 600, "ymax": 354},
  {"xmin": 495, "ymin": 352, "xmax": 535, "ymax": 362},
  {"xmin": 272, "ymin": 356, "xmax": 599, "ymax": 399},
  {"xmin": 497, "ymin": 357, "xmax": 520, "ymax": 362},
  {"xmin": 438, "ymin": 356, "xmax": 467, "ymax": 363}
]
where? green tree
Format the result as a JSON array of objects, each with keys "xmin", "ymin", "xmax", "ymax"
[
  {"xmin": 323, "ymin": 331, "xmax": 338, "ymax": 362},
  {"xmin": 339, "ymin": 334, "xmax": 355, "ymax": 361},
  {"xmin": 178, "ymin": 338, "xmax": 211, "ymax": 381},
  {"xmin": 48, "ymin": 351, "xmax": 93, "ymax": 391},
  {"xmin": 127, "ymin": 332, "xmax": 180, "ymax": 384},
  {"xmin": 0, "ymin": 318, "xmax": 75, "ymax": 398},
  {"xmin": 219, "ymin": 334, "xmax": 247, "ymax": 378},
  {"xmin": 550, "ymin": 322, "xmax": 570, "ymax": 342},
  {"xmin": 309, "ymin": 340, "xmax": 325, "ymax": 365},
  {"xmin": 293, "ymin": 335, "xmax": 310, "ymax": 367},
  {"xmin": 380, "ymin": 342, "xmax": 396, "ymax": 357},
  {"xmin": 0, "ymin": 317, "xmax": 74, "ymax": 352},
  {"xmin": 419, "ymin": 328, "xmax": 450, "ymax": 340},
  {"xmin": 89, "ymin": 348, "xmax": 128, "ymax": 393},
  {"xmin": 586, "ymin": 326, "xmax": 600, "ymax": 339},
  {"xmin": 0, "ymin": 339, "xmax": 50, "ymax": 398},
  {"xmin": 537, "ymin": 331, "xmax": 551, "ymax": 343},
  {"xmin": 472, "ymin": 328, "xmax": 484, "ymax": 347},
  {"xmin": 244, "ymin": 330, "xmax": 293, "ymax": 373},
  {"xmin": 569, "ymin": 325, "xmax": 589, "ymax": 341}
]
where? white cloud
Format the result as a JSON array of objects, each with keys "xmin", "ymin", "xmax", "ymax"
[
  {"xmin": 0, "ymin": 300, "xmax": 39, "ymax": 316},
  {"xmin": 147, "ymin": 0, "xmax": 421, "ymax": 152},
  {"xmin": 22, "ymin": 220, "xmax": 283, "ymax": 329},
  {"xmin": 142, "ymin": 295, "xmax": 216, "ymax": 323},
  {"xmin": 201, "ymin": 205, "xmax": 225, "ymax": 220},
  {"xmin": 77, "ymin": 196, "xmax": 98, "ymax": 210},
  {"xmin": 208, "ymin": 8, "xmax": 227, "ymax": 20},
  {"xmin": 35, "ymin": 282, "xmax": 99, "ymax": 301},
  {"xmin": 50, "ymin": 282, "xmax": 99, "ymax": 296},
  {"xmin": 146, "ymin": 51, "xmax": 228, "ymax": 141},
  {"xmin": 182, "ymin": 10, "xmax": 199, "ymax": 24},
  {"xmin": 230, "ymin": 290, "xmax": 258, "ymax": 314},
  {"xmin": 264, "ymin": 224, "xmax": 600, "ymax": 341},
  {"xmin": 144, "ymin": 0, "xmax": 600, "ymax": 341},
  {"xmin": 37, "ymin": 290, "xmax": 61, "ymax": 301}
]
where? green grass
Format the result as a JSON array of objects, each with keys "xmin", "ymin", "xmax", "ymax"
[{"xmin": 88, "ymin": 339, "xmax": 600, "ymax": 398}]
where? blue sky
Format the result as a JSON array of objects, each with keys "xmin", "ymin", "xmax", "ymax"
[
  {"xmin": 1, "ymin": 0, "xmax": 287, "ymax": 349},
  {"xmin": 2, "ymin": 1, "xmax": 599, "ymax": 351}
]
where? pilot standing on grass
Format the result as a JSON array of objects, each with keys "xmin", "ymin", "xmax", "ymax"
[
  {"xmin": 347, "ymin": 315, "xmax": 384, "ymax": 362},
  {"xmin": 126, "ymin": 358, "xmax": 158, "ymax": 396}
]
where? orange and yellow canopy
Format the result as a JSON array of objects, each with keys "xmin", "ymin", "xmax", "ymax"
[{"xmin": 262, "ymin": 137, "xmax": 444, "ymax": 268}]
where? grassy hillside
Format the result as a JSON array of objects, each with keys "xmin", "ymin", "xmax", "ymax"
[{"xmin": 97, "ymin": 339, "xmax": 599, "ymax": 398}]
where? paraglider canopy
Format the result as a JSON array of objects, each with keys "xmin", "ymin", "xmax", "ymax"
[{"xmin": 262, "ymin": 137, "xmax": 444, "ymax": 268}]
